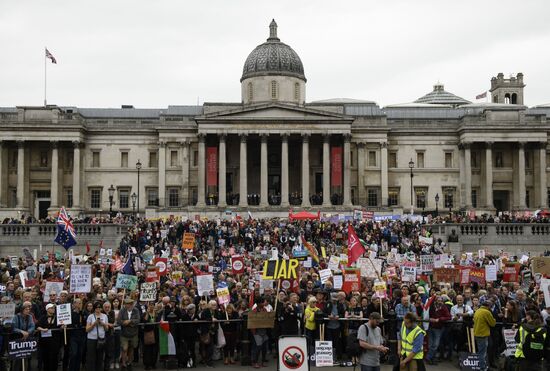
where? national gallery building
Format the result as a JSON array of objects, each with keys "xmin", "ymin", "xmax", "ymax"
[{"xmin": 1, "ymin": 20, "xmax": 549, "ymax": 219}]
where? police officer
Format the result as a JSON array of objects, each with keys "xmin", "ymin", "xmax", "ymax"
[
  {"xmin": 514, "ymin": 310, "xmax": 547, "ymax": 370},
  {"xmin": 395, "ymin": 312, "xmax": 426, "ymax": 371}
]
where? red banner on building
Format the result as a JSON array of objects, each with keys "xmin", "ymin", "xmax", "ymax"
[
  {"xmin": 331, "ymin": 147, "xmax": 342, "ymax": 187},
  {"xmin": 206, "ymin": 147, "xmax": 218, "ymax": 186}
]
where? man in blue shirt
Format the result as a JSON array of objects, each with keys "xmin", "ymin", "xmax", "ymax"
[{"xmin": 394, "ymin": 296, "xmax": 415, "ymax": 334}]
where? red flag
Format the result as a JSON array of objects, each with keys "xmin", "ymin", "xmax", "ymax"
[
  {"xmin": 86, "ymin": 241, "xmax": 90, "ymax": 254},
  {"xmin": 347, "ymin": 225, "xmax": 366, "ymax": 266},
  {"xmin": 301, "ymin": 236, "xmax": 319, "ymax": 263},
  {"xmin": 475, "ymin": 91, "xmax": 487, "ymax": 100}
]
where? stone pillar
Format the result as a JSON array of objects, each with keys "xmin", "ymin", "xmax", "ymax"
[
  {"xmin": 72, "ymin": 141, "xmax": 81, "ymax": 209},
  {"xmin": 464, "ymin": 142, "xmax": 472, "ymax": 208},
  {"xmin": 281, "ymin": 134, "xmax": 289, "ymax": 207},
  {"xmin": 158, "ymin": 141, "xmax": 166, "ymax": 207},
  {"xmin": 357, "ymin": 142, "xmax": 366, "ymax": 205},
  {"xmin": 301, "ymin": 133, "xmax": 311, "ymax": 207},
  {"xmin": 16, "ymin": 141, "xmax": 25, "ymax": 209},
  {"xmin": 50, "ymin": 141, "xmax": 59, "ymax": 208},
  {"xmin": 260, "ymin": 134, "xmax": 269, "ymax": 207},
  {"xmin": 539, "ymin": 143, "xmax": 547, "ymax": 208},
  {"xmin": 196, "ymin": 134, "xmax": 206, "ymax": 207},
  {"xmin": 180, "ymin": 140, "xmax": 190, "ymax": 206},
  {"xmin": 239, "ymin": 134, "xmax": 248, "ymax": 207},
  {"xmin": 0, "ymin": 141, "xmax": 5, "ymax": 207},
  {"xmin": 343, "ymin": 134, "xmax": 352, "ymax": 206},
  {"xmin": 218, "ymin": 135, "xmax": 227, "ymax": 208},
  {"xmin": 485, "ymin": 142, "xmax": 493, "ymax": 209},
  {"xmin": 322, "ymin": 134, "xmax": 331, "ymax": 207},
  {"xmin": 380, "ymin": 141, "xmax": 389, "ymax": 207},
  {"xmin": 458, "ymin": 144, "xmax": 466, "ymax": 208},
  {"xmin": 518, "ymin": 142, "xmax": 526, "ymax": 209}
]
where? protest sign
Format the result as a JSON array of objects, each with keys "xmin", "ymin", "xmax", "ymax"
[
  {"xmin": 145, "ymin": 267, "xmax": 159, "ymax": 283},
  {"xmin": 418, "ymin": 236, "xmax": 433, "ymax": 245},
  {"xmin": 56, "ymin": 303, "xmax": 72, "ymax": 325},
  {"xmin": 319, "ymin": 269, "xmax": 332, "ymax": 284},
  {"xmin": 461, "ymin": 268, "xmax": 471, "ymax": 284},
  {"xmin": 216, "ymin": 287, "xmax": 230, "ymax": 305},
  {"xmin": 433, "ymin": 254, "xmax": 447, "ymax": 268},
  {"xmin": 503, "ymin": 264, "xmax": 519, "ymax": 282},
  {"xmin": 420, "ymin": 255, "xmax": 434, "ymax": 273},
  {"xmin": 374, "ymin": 280, "xmax": 387, "ymax": 298},
  {"xmin": 433, "ymin": 268, "xmax": 460, "ymax": 283},
  {"xmin": 140, "ymin": 282, "xmax": 157, "ymax": 301},
  {"xmin": 69, "ymin": 264, "xmax": 92, "ymax": 294},
  {"xmin": 478, "ymin": 249, "xmax": 485, "ymax": 259},
  {"xmin": 262, "ymin": 259, "xmax": 299, "ymax": 280},
  {"xmin": 247, "ymin": 311, "xmax": 275, "ymax": 329},
  {"xmin": 8, "ymin": 338, "xmax": 38, "ymax": 359},
  {"xmin": 154, "ymin": 258, "xmax": 168, "ymax": 276},
  {"xmin": 342, "ymin": 269, "xmax": 360, "ymax": 293},
  {"xmin": 469, "ymin": 268, "xmax": 486, "ymax": 284},
  {"xmin": 328, "ymin": 256, "xmax": 340, "ymax": 271},
  {"xmin": 531, "ymin": 257, "xmax": 550, "ymax": 276},
  {"xmin": 303, "ymin": 257, "xmax": 312, "ymax": 268},
  {"xmin": 44, "ymin": 281, "xmax": 64, "ymax": 302},
  {"xmin": 401, "ymin": 266, "xmax": 416, "ymax": 282},
  {"xmin": 171, "ymin": 271, "xmax": 183, "ymax": 284},
  {"xmin": 315, "ymin": 341, "xmax": 333, "ymax": 367},
  {"xmin": 540, "ymin": 278, "xmax": 550, "ymax": 307},
  {"xmin": 0, "ymin": 303, "xmax": 16, "ymax": 319},
  {"xmin": 485, "ymin": 265, "xmax": 497, "ymax": 282},
  {"xmin": 197, "ymin": 274, "xmax": 214, "ymax": 296},
  {"xmin": 231, "ymin": 255, "xmax": 245, "ymax": 275},
  {"xmin": 502, "ymin": 329, "xmax": 518, "ymax": 357},
  {"xmin": 357, "ymin": 257, "xmax": 382, "ymax": 278},
  {"xmin": 115, "ymin": 274, "xmax": 138, "ymax": 290},
  {"xmin": 333, "ymin": 275, "xmax": 343, "ymax": 290},
  {"xmin": 459, "ymin": 353, "xmax": 482, "ymax": 370},
  {"xmin": 182, "ymin": 232, "xmax": 195, "ymax": 250}
]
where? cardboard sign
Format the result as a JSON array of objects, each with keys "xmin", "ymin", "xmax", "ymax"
[
  {"xmin": 8, "ymin": 338, "xmax": 38, "ymax": 359},
  {"xmin": 140, "ymin": 282, "xmax": 157, "ymax": 302},
  {"xmin": 485, "ymin": 265, "xmax": 497, "ymax": 282},
  {"xmin": 231, "ymin": 255, "xmax": 244, "ymax": 275},
  {"xmin": 315, "ymin": 341, "xmax": 333, "ymax": 367},
  {"xmin": 319, "ymin": 269, "xmax": 332, "ymax": 284},
  {"xmin": 69, "ymin": 264, "xmax": 92, "ymax": 294},
  {"xmin": 56, "ymin": 303, "xmax": 72, "ymax": 325},
  {"xmin": 216, "ymin": 287, "xmax": 230, "ymax": 305},
  {"xmin": 247, "ymin": 311, "xmax": 275, "ymax": 329},
  {"xmin": 182, "ymin": 232, "xmax": 195, "ymax": 250},
  {"xmin": 0, "ymin": 303, "xmax": 16, "ymax": 319},
  {"xmin": 531, "ymin": 257, "xmax": 550, "ymax": 276},
  {"xmin": 44, "ymin": 281, "xmax": 64, "ymax": 302},
  {"xmin": 433, "ymin": 268, "xmax": 460, "ymax": 283},
  {"xmin": 196, "ymin": 274, "xmax": 214, "ymax": 296},
  {"xmin": 262, "ymin": 259, "xmax": 299, "ymax": 280},
  {"xmin": 502, "ymin": 329, "xmax": 518, "ymax": 357},
  {"xmin": 342, "ymin": 269, "xmax": 360, "ymax": 293},
  {"xmin": 115, "ymin": 274, "xmax": 138, "ymax": 290}
]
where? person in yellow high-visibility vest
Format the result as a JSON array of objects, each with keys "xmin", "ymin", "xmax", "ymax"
[
  {"xmin": 514, "ymin": 310, "xmax": 547, "ymax": 370},
  {"xmin": 394, "ymin": 312, "xmax": 426, "ymax": 371}
]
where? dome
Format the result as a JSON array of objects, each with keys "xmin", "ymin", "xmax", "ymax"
[
  {"xmin": 241, "ymin": 20, "xmax": 306, "ymax": 82},
  {"xmin": 414, "ymin": 83, "xmax": 470, "ymax": 106}
]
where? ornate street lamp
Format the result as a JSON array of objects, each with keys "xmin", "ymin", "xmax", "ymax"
[
  {"xmin": 131, "ymin": 192, "xmax": 137, "ymax": 218},
  {"xmin": 108, "ymin": 184, "xmax": 116, "ymax": 217},
  {"xmin": 408, "ymin": 159, "xmax": 415, "ymax": 213},
  {"xmin": 435, "ymin": 193, "xmax": 440, "ymax": 216},
  {"xmin": 136, "ymin": 159, "xmax": 142, "ymax": 217}
]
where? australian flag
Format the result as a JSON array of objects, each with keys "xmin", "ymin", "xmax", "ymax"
[{"xmin": 54, "ymin": 207, "xmax": 77, "ymax": 250}]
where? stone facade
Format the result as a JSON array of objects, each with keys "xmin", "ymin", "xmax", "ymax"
[{"xmin": 1, "ymin": 22, "xmax": 549, "ymax": 219}]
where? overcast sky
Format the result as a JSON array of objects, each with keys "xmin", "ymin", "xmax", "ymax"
[{"xmin": 1, "ymin": 0, "xmax": 549, "ymax": 108}]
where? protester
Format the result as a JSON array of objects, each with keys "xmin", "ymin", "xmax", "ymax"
[
  {"xmin": 473, "ymin": 299, "xmax": 496, "ymax": 371},
  {"xmin": 86, "ymin": 302, "xmax": 108, "ymax": 371},
  {"xmin": 358, "ymin": 312, "xmax": 388, "ymax": 371},
  {"xmin": 118, "ymin": 298, "xmax": 140, "ymax": 371}
]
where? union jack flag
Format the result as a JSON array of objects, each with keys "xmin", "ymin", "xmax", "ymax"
[{"xmin": 54, "ymin": 207, "xmax": 77, "ymax": 250}]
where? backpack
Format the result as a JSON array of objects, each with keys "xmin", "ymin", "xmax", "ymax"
[
  {"xmin": 522, "ymin": 327, "xmax": 546, "ymax": 361},
  {"xmin": 347, "ymin": 324, "xmax": 368, "ymax": 358}
]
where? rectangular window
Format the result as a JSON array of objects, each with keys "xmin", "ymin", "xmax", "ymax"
[
  {"xmin": 170, "ymin": 150, "xmax": 178, "ymax": 167},
  {"xmin": 416, "ymin": 152, "xmax": 425, "ymax": 168},
  {"xmin": 92, "ymin": 151, "xmax": 100, "ymax": 168},
  {"xmin": 90, "ymin": 189, "xmax": 101, "ymax": 209},
  {"xmin": 445, "ymin": 152, "xmax": 453, "ymax": 168},
  {"xmin": 193, "ymin": 151, "xmax": 198, "ymax": 167},
  {"xmin": 471, "ymin": 151, "xmax": 478, "ymax": 168},
  {"xmin": 9, "ymin": 188, "xmax": 16, "ymax": 208},
  {"xmin": 367, "ymin": 188, "xmax": 379, "ymax": 207},
  {"xmin": 120, "ymin": 152, "xmax": 129, "ymax": 168},
  {"xmin": 149, "ymin": 151, "xmax": 158, "ymax": 168},
  {"xmin": 9, "ymin": 151, "xmax": 17, "ymax": 169},
  {"xmin": 168, "ymin": 188, "xmax": 180, "ymax": 207},
  {"xmin": 119, "ymin": 189, "xmax": 129, "ymax": 209},
  {"xmin": 40, "ymin": 151, "xmax": 48, "ymax": 167},
  {"xmin": 368, "ymin": 151, "xmax": 376, "ymax": 167},
  {"xmin": 495, "ymin": 152, "xmax": 503, "ymax": 168},
  {"xmin": 350, "ymin": 151, "xmax": 354, "ymax": 167},
  {"xmin": 147, "ymin": 188, "xmax": 159, "ymax": 207},
  {"xmin": 65, "ymin": 151, "xmax": 74, "ymax": 170},
  {"xmin": 443, "ymin": 187, "xmax": 455, "ymax": 209},
  {"xmin": 389, "ymin": 151, "xmax": 397, "ymax": 168},
  {"xmin": 65, "ymin": 188, "xmax": 73, "ymax": 208},
  {"xmin": 415, "ymin": 187, "xmax": 428, "ymax": 208},
  {"xmin": 388, "ymin": 188, "xmax": 399, "ymax": 206},
  {"xmin": 471, "ymin": 189, "xmax": 478, "ymax": 208},
  {"xmin": 526, "ymin": 189, "xmax": 530, "ymax": 209}
]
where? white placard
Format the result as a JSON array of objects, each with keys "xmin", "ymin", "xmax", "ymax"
[
  {"xmin": 39, "ymin": 264, "xmax": 46, "ymax": 274},
  {"xmin": 485, "ymin": 265, "xmax": 497, "ymax": 282},
  {"xmin": 420, "ymin": 255, "xmax": 434, "ymax": 273},
  {"xmin": 315, "ymin": 340, "xmax": 333, "ymax": 367},
  {"xmin": 502, "ymin": 329, "xmax": 518, "ymax": 357},
  {"xmin": 333, "ymin": 275, "xmax": 343, "ymax": 290},
  {"xmin": 319, "ymin": 269, "xmax": 332, "ymax": 284},
  {"xmin": 44, "ymin": 281, "xmax": 64, "ymax": 302},
  {"xmin": 0, "ymin": 303, "xmax": 16, "ymax": 319},
  {"xmin": 433, "ymin": 254, "xmax": 447, "ymax": 268},
  {"xmin": 278, "ymin": 336, "xmax": 308, "ymax": 371},
  {"xmin": 69, "ymin": 265, "xmax": 92, "ymax": 294},
  {"xmin": 56, "ymin": 303, "xmax": 72, "ymax": 325},
  {"xmin": 478, "ymin": 249, "xmax": 485, "ymax": 259},
  {"xmin": 196, "ymin": 274, "xmax": 214, "ymax": 296},
  {"xmin": 401, "ymin": 266, "xmax": 417, "ymax": 282},
  {"xmin": 140, "ymin": 282, "xmax": 158, "ymax": 302},
  {"xmin": 303, "ymin": 257, "xmax": 312, "ymax": 268},
  {"xmin": 541, "ymin": 278, "xmax": 550, "ymax": 308},
  {"xmin": 328, "ymin": 256, "xmax": 340, "ymax": 271}
]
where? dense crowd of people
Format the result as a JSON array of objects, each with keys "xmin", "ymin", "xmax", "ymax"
[{"xmin": 0, "ymin": 214, "xmax": 549, "ymax": 371}]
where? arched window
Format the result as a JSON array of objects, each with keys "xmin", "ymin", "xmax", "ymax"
[
  {"xmin": 247, "ymin": 82, "xmax": 253, "ymax": 101},
  {"xmin": 511, "ymin": 93, "xmax": 517, "ymax": 104},
  {"xmin": 294, "ymin": 82, "xmax": 300, "ymax": 101},
  {"xmin": 270, "ymin": 80, "xmax": 277, "ymax": 99},
  {"xmin": 504, "ymin": 93, "xmax": 511, "ymax": 104}
]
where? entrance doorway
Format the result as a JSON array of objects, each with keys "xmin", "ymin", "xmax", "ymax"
[
  {"xmin": 34, "ymin": 190, "xmax": 51, "ymax": 220},
  {"xmin": 493, "ymin": 190, "xmax": 509, "ymax": 212},
  {"xmin": 315, "ymin": 173, "xmax": 323, "ymax": 195}
]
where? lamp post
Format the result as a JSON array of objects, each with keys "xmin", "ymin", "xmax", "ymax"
[
  {"xmin": 421, "ymin": 191, "xmax": 426, "ymax": 224},
  {"xmin": 408, "ymin": 159, "xmax": 415, "ymax": 213},
  {"xmin": 131, "ymin": 192, "xmax": 137, "ymax": 218},
  {"xmin": 435, "ymin": 193, "xmax": 440, "ymax": 216},
  {"xmin": 108, "ymin": 184, "xmax": 115, "ymax": 217},
  {"xmin": 136, "ymin": 159, "xmax": 142, "ymax": 218}
]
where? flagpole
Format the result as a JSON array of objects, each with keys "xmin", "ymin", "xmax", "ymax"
[{"xmin": 44, "ymin": 47, "xmax": 47, "ymax": 106}]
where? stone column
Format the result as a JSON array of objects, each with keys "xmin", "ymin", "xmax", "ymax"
[
  {"xmin": 50, "ymin": 141, "xmax": 59, "ymax": 208},
  {"xmin": 357, "ymin": 142, "xmax": 366, "ymax": 205},
  {"xmin": 0, "ymin": 141, "xmax": 5, "ymax": 207},
  {"xmin": 301, "ymin": 133, "xmax": 311, "ymax": 207},
  {"xmin": 343, "ymin": 134, "xmax": 352, "ymax": 206},
  {"xmin": 158, "ymin": 141, "xmax": 166, "ymax": 207},
  {"xmin": 72, "ymin": 141, "xmax": 81, "ymax": 209},
  {"xmin": 180, "ymin": 139, "xmax": 190, "ymax": 206},
  {"xmin": 260, "ymin": 134, "xmax": 269, "ymax": 207},
  {"xmin": 485, "ymin": 142, "xmax": 493, "ymax": 209},
  {"xmin": 16, "ymin": 141, "xmax": 25, "ymax": 209},
  {"xmin": 518, "ymin": 142, "xmax": 526, "ymax": 209},
  {"xmin": 464, "ymin": 142, "xmax": 472, "ymax": 208},
  {"xmin": 196, "ymin": 134, "xmax": 206, "ymax": 207},
  {"xmin": 539, "ymin": 143, "xmax": 547, "ymax": 208},
  {"xmin": 238, "ymin": 134, "xmax": 248, "ymax": 207},
  {"xmin": 458, "ymin": 144, "xmax": 465, "ymax": 208},
  {"xmin": 281, "ymin": 134, "xmax": 289, "ymax": 207},
  {"xmin": 322, "ymin": 134, "xmax": 331, "ymax": 207},
  {"xmin": 380, "ymin": 141, "xmax": 389, "ymax": 207},
  {"xmin": 218, "ymin": 135, "xmax": 227, "ymax": 208}
]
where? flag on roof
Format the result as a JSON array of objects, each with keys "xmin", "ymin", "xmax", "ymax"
[
  {"xmin": 158, "ymin": 320, "xmax": 176, "ymax": 356},
  {"xmin": 54, "ymin": 207, "xmax": 76, "ymax": 250},
  {"xmin": 476, "ymin": 91, "xmax": 487, "ymax": 100},
  {"xmin": 45, "ymin": 48, "xmax": 57, "ymax": 64}
]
